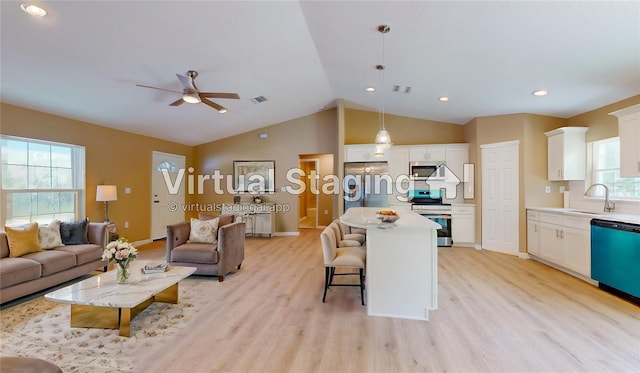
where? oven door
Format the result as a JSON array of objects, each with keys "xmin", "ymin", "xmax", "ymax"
[{"xmin": 418, "ymin": 213, "xmax": 452, "ymax": 247}]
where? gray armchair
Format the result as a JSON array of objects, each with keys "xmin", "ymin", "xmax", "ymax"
[{"xmin": 166, "ymin": 213, "xmax": 245, "ymax": 282}]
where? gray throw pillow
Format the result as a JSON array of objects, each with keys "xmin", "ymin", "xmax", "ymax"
[{"xmin": 60, "ymin": 218, "xmax": 89, "ymax": 245}]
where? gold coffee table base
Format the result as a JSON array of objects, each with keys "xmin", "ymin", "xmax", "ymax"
[{"xmin": 69, "ymin": 283, "xmax": 179, "ymax": 337}]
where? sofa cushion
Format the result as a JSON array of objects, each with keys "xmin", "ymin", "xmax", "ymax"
[
  {"xmin": 5, "ymin": 223, "xmax": 42, "ymax": 258},
  {"xmin": 39, "ymin": 220, "xmax": 63, "ymax": 249},
  {"xmin": 56, "ymin": 244, "xmax": 102, "ymax": 265},
  {"xmin": 188, "ymin": 218, "xmax": 219, "ymax": 244},
  {"xmin": 199, "ymin": 213, "xmax": 234, "ymax": 227},
  {"xmin": 0, "ymin": 257, "xmax": 42, "ymax": 287},
  {"xmin": 60, "ymin": 218, "xmax": 89, "ymax": 245},
  {"xmin": 171, "ymin": 243, "xmax": 219, "ymax": 264},
  {"xmin": 22, "ymin": 250, "xmax": 76, "ymax": 276}
]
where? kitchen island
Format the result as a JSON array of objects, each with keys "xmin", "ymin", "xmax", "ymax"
[{"xmin": 340, "ymin": 207, "xmax": 441, "ymax": 320}]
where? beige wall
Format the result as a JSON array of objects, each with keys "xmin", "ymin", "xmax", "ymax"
[
  {"xmin": 193, "ymin": 109, "xmax": 339, "ymax": 233},
  {"xmin": 567, "ymin": 94, "xmax": 640, "ymax": 142},
  {"xmin": 345, "ymin": 108, "xmax": 464, "ymax": 145},
  {"xmin": 0, "ymin": 103, "xmax": 193, "ymax": 242}
]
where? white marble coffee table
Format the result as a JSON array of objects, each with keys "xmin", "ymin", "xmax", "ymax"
[{"xmin": 45, "ymin": 262, "xmax": 196, "ymax": 337}]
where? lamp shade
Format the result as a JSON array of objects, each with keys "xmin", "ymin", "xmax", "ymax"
[{"xmin": 96, "ymin": 185, "xmax": 118, "ymax": 202}]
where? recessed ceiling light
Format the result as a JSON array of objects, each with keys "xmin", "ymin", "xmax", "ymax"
[
  {"xmin": 533, "ymin": 89, "xmax": 548, "ymax": 96},
  {"xmin": 439, "ymin": 96, "xmax": 449, "ymax": 102},
  {"xmin": 20, "ymin": 3, "xmax": 47, "ymax": 17},
  {"xmin": 365, "ymin": 87, "xmax": 376, "ymax": 92}
]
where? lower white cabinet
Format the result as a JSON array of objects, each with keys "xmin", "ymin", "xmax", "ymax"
[
  {"xmin": 526, "ymin": 211, "xmax": 540, "ymax": 256},
  {"xmin": 452, "ymin": 204, "xmax": 475, "ymax": 245},
  {"xmin": 527, "ymin": 210, "xmax": 590, "ymax": 278},
  {"xmin": 253, "ymin": 212, "xmax": 275, "ymax": 237}
]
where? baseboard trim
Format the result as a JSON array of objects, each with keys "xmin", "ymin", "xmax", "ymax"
[
  {"xmin": 132, "ymin": 239, "xmax": 153, "ymax": 247},
  {"xmin": 273, "ymin": 232, "xmax": 300, "ymax": 236}
]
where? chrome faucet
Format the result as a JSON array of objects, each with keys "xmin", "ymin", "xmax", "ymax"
[{"xmin": 584, "ymin": 183, "xmax": 615, "ymax": 212}]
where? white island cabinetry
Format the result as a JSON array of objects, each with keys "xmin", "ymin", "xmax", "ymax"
[{"xmin": 340, "ymin": 207, "xmax": 439, "ymax": 320}]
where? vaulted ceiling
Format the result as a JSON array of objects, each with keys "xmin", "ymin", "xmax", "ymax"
[{"xmin": 2, "ymin": 1, "xmax": 639, "ymax": 145}]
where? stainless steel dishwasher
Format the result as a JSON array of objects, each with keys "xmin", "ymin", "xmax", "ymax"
[{"xmin": 591, "ymin": 219, "xmax": 640, "ymax": 305}]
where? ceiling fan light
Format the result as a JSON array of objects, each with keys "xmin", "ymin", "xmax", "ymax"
[
  {"xmin": 182, "ymin": 93, "xmax": 201, "ymax": 104},
  {"xmin": 218, "ymin": 108, "xmax": 228, "ymax": 114},
  {"xmin": 20, "ymin": 3, "xmax": 47, "ymax": 17}
]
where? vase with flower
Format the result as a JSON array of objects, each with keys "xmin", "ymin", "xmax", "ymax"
[{"xmin": 102, "ymin": 237, "xmax": 138, "ymax": 284}]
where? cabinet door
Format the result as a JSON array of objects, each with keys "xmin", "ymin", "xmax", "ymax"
[
  {"xmin": 345, "ymin": 146, "xmax": 371, "ymax": 162},
  {"xmin": 539, "ymin": 222, "xmax": 564, "ymax": 264},
  {"xmin": 563, "ymin": 227, "xmax": 590, "ymax": 277},
  {"xmin": 618, "ymin": 111, "xmax": 640, "ymax": 177},
  {"xmin": 445, "ymin": 145, "xmax": 469, "ymax": 182},
  {"xmin": 409, "ymin": 145, "xmax": 445, "ymax": 162},
  {"xmin": 527, "ymin": 219, "xmax": 540, "ymax": 256},
  {"xmin": 547, "ymin": 134, "xmax": 564, "ymax": 180},
  {"xmin": 452, "ymin": 215, "xmax": 475, "ymax": 243},
  {"xmin": 254, "ymin": 213, "xmax": 272, "ymax": 235}
]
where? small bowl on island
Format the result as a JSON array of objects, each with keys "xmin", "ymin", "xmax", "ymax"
[{"xmin": 376, "ymin": 209, "xmax": 400, "ymax": 223}]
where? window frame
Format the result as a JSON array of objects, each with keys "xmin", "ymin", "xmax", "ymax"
[
  {"xmin": 1, "ymin": 135, "xmax": 86, "ymax": 226},
  {"xmin": 586, "ymin": 136, "xmax": 640, "ymax": 200}
]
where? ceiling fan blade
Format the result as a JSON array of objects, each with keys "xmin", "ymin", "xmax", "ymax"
[
  {"xmin": 169, "ymin": 98, "xmax": 185, "ymax": 106},
  {"xmin": 176, "ymin": 74, "xmax": 195, "ymax": 90},
  {"xmin": 201, "ymin": 98, "xmax": 227, "ymax": 112},
  {"xmin": 136, "ymin": 84, "xmax": 183, "ymax": 94},
  {"xmin": 198, "ymin": 92, "xmax": 240, "ymax": 99}
]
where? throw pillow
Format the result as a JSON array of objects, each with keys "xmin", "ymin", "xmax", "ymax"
[
  {"xmin": 188, "ymin": 217, "xmax": 219, "ymax": 244},
  {"xmin": 39, "ymin": 219, "xmax": 63, "ymax": 249},
  {"xmin": 5, "ymin": 223, "xmax": 42, "ymax": 257},
  {"xmin": 60, "ymin": 218, "xmax": 89, "ymax": 245}
]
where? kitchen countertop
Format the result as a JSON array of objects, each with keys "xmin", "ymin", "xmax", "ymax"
[{"xmin": 527, "ymin": 207, "xmax": 640, "ymax": 225}]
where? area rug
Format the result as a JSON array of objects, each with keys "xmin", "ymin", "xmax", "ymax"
[{"xmin": 0, "ymin": 277, "xmax": 212, "ymax": 373}]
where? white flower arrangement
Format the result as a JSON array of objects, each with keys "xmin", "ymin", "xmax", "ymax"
[{"xmin": 102, "ymin": 236, "xmax": 138, "ymax": 264}]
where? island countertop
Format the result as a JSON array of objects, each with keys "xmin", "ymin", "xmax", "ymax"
[{"xmin": 340, "ymin": 206, "xmax": 441, "ymax": 230}]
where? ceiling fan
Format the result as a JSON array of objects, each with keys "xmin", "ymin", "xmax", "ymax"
[{"xmin": 136, "ymin": 70, "xmax": 240, "ymax": 113}]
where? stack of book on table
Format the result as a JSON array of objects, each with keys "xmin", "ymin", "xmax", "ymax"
[{"xmin": 142, "ymin": 262, "xmax": 169, "ymax": 274}]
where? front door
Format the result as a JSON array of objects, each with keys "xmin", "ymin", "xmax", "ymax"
[{"xmin": 151, "ymin": 151, "xmax": 186, "ymax": 240}]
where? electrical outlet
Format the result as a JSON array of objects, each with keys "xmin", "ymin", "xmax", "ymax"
[
  {"xmin": 124, "ymin": 221, "xmax": 129, "ymax": 228},
  {"xmin": 559, "ymin": 186, "xmax": 566, "ymax": 193},
  {"xmin": 545, "ymin": 186, "xmax": 551, "ymax": 193},
  {"xmin": 324, "ymin": 210, "xmax": 329, "ymax": 215}
]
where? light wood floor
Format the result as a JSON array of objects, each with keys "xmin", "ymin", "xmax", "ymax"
[{"xmin": 136, "ymin": 229, "xmax": 640, "ymax": 372}]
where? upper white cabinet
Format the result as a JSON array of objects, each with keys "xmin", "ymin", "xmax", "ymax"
[
  {"xmin": 544, "ymin": 127, "xmax": 589, "ymax": 181},
  {"xmin": 345, "ymin": 144, "xmax": 388, "ymax": 162},
  {"xmin": 409, "ymin": 145, "xmax": 446, "ymax": 162},
  {"xmin": 444, "ymin": 144, "xmax": 469, "ymax": 182},
  {"xmin": 610, "ymin": 104, "xmax": 640, "ymax": 177}
]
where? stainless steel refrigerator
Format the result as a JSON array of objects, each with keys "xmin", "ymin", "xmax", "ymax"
[{"xmin": 344, "ymin": 162, "xmax": 390, "ymax": 211}]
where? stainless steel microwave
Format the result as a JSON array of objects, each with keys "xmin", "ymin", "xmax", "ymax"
[{"xmin": 409, "ymin": 161, "xmax": 446, "ymax": 180}]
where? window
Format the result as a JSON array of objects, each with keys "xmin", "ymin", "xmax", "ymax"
[
  {"xmin": 1, "ymin": 135, "xmax": 85, "ymax": 226},
  {"xmin": 588, "ymin": 137, "xmax": 640, "ymax": 198}
]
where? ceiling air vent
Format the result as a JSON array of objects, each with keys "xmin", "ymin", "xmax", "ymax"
[
  {"xmin": 251, "ymin": 96, "xmax": 268, "ymax": 104},
  {"xmin": 392, "ymin": 85, "xmax": 412, "ymax": 94}
]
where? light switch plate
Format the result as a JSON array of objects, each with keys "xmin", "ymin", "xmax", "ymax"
[{"xmin": 545, "ymin": 186, "xmax": 551, "ymax": 193}]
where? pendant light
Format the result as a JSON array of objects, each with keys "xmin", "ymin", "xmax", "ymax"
[{"xmin": 374, "ymin": 24, "xmax": 392, "ymax": 152}]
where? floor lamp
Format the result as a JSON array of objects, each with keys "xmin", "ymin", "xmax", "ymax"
[{"xmin": 96, "ymin": 185, "xmax": 117, "ymax": 223}]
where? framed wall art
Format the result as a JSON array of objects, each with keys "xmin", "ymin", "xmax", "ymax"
[{"xmin": 233, "ymin": 160, "xmax": 275, "ymax": 192}]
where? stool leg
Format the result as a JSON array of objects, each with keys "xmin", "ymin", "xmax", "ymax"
[
  {"xmin": 359, "ymin": 268, "xmax": 365, "ymax": 306},
  {"xmin": 322, "ymin": 267, "xmax": 331, "ymax": 303}
]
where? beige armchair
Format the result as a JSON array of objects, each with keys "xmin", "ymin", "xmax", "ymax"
[{"xmin": 166, "ymin": 213, "xmax": 245, "ymax": 282}]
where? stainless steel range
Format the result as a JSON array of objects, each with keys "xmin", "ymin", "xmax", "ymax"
[{"xmin": 409, "ymin": 189, "xmax": 452, "ymax": 247}]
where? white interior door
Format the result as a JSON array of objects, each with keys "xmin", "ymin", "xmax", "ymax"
[
  {"xmin": 481, "ymin": 141, "xmax": 519, "ymax": 255},
  {"xmin": 151, "ymin": 151, "xmax": 186, "ymax": 240}
]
